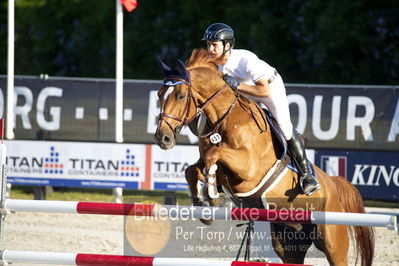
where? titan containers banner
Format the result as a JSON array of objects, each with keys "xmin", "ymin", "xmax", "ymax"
[
  {"xmin": 0, "ymin": 76, "xmax": 398, "ymax": 151},
  {"xmin": 150, "ymin": 145, "xmax": 199, "ymax": 191},
  {"xmin": 6, "ymin": 140, "xmax": 147, "ymax": 189}
]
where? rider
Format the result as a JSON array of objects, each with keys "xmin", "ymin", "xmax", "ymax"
[{"xmin": 201, "ymin": 22, "xmax": 320, "ymax": 196}]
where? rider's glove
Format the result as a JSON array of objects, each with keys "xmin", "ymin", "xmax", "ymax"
[{"xmin": 223, "ymin": 75, "xmax": 240, "ymax": 91}]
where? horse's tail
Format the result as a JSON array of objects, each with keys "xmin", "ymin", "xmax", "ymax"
[{"xmin": 334, "ymin": 176, "xmax": 375, "ymax": 266}]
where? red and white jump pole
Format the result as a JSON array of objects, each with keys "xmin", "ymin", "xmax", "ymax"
[
  {"xmin": 1, "ymin": 250, "xmax": 310, "ymax": 266},
  {"xmin": 3, "ymin": 199, "xmax": 398, "ymax": 230}
]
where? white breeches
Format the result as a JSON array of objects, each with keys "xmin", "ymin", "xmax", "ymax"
[{"xmin": 259, "ymin": 74, "xmax": 293, "ymax": 140}]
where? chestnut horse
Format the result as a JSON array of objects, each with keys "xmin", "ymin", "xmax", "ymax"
[{"xmin": 154, "ymin": 49, "xmax": 374, "ymax": 266}]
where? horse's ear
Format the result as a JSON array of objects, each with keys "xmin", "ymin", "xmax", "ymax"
[
  {"xmin": 176, "ymin": 59, "xmax": 186, "ymax": 71},
  {"xmin": 176, "ymin": 59, "xmax": 190, "ymax": 82},
  {"xmin": 155, "ymin": 56, "xmax": 171, "ymax": 74}
]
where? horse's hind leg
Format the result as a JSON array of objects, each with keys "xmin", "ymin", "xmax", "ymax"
[
  {"xmin": 270, "ymin": 223, "xmax": 313, "ymax": 264},
  {"xmin": 314, "ymin": 224, "xmax": 349, "ymax": 266}
]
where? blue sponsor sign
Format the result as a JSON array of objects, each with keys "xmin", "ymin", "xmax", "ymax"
[
  {"xmin": 153, "ymin": 182, "xmax": 189, "ymax": 191},
  {"xmin": 7, "ymin": 177, "xmax": 139, "ymax": 189},
  {"xmin": 315, "ymin": 150, "xmax": 399, "ymax": 201}
]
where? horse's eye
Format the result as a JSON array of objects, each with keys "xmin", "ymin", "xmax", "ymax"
[{"xmin": 177, "ymin": 93, "xmax": 186, "ymax": 101}]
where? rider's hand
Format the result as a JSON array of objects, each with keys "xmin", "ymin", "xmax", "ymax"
[{"xmin": 223, "ymin": 75, "xmax": 240, "ymax": 90}]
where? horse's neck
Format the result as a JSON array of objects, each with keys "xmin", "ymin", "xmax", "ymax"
[
  {"xmin": 199, "ymin": 89, "xmax": 234, "ymax": 124},
  {"xmin": 191, "ymin": 69, "xmax": 231, "ymax": 123},
  {"xmin": 202, "ymin": 88, "xmax": 283, "ymax": 161}
]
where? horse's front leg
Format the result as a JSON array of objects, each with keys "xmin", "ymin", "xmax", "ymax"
[
  {"xmin": 185, "ymin": 158, "xmax": 220, "ymax": 225},
  {"xmin": 184, "ymin": 159, "xmax": 206, "ymax": 206},
  {"xmin": 203, "ymin": 147, "xmax": 226, "ymax": 201},
  {"xmin": 185, "ymin": 158, "xmax": 222, "ymax": 206},
  {"xmin": 204, "ymin": 163, "xmax": 220, "ymax": 199}
]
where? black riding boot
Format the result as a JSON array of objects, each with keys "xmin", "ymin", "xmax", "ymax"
[{"xmin": 287, "ymin": 131, "xmax": 320, "ymax": 196}]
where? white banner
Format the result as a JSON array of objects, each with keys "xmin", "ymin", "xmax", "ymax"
[
  {"xmin": 150, "ymin": 145, "xmax": 199, "ymax": 190},
  {"xmin": 6, "ymin": 140, "xmax": 146, "ymax": 188}
]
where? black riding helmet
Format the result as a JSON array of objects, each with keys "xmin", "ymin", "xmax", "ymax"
[{"xmin": 202, "ymin": 23, "xmax": 235, "ymax": 55}]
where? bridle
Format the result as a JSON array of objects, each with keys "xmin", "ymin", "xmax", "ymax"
[
  {"xmin": 158, "ymin": 77, "xmax": 231, "ymax": 140},
  {"xmin": 158, "ymin": 78, "xmax": 196, "ymax": 139}
]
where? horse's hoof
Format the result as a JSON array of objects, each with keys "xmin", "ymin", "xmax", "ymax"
[
  {"xmin": 200, "ymin": 218, "xmax": 214, "ymax": 225},
  {"xmin": 192, "ymin": 199, "xmax": 214, "ymax": 225},
  {"xmin": 192, "ymin": 197, "xmax": 205, "ymax": 206},
  {"xmin": 209, "ymin": 192, "xmax": 220, "ymax": 199},
  {"xmin": 207, "ymin": 184, "xmax": 220, "ymax": 199}
]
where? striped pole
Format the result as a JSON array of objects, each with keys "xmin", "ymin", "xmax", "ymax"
[
  {"xmin": 1, "ymin": 250, "xmax": 310, "ymax": 266},
  {"xmin": 4, "ymin": 199, "xmax": 397, "ymax": 230}
]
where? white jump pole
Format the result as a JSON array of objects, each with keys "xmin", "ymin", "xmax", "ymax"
[
  {"xmin": 3, "ymin": 199, "xmax": 397, "ymax": 231},
  {"xmin": 6, "ymin": 0, "xmax": 15, "ymax": 140},
  {"xmin": 114, "ymin": 0, "xmax": 124, "ymax": 203},
  {"xmin": 2, "ymin": 250, "xmax": 77, "ymax": 265},
  {"xmin": 1, "ymin": 250, "xmax": 300, "ymax": 266},
  {"xmin": 115, "ymin": 0, "xmax": 123, "ymax": 143},
  {"xmin": 0, "ymin": 119, "xmax": 7, "ymax": 249}
]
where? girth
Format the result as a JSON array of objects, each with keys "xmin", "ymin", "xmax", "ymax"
[{"xmin": 224, "ymin": 155, "xmax": 291, "ymax": 209}]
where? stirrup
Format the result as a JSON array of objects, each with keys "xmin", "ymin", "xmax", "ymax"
[{"xmin": 299, "ymin": 175, "xmax": 321, "ymax": 196}]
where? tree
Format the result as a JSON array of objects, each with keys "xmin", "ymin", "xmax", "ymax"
[{"xmin": 1, "ymin": 0, "xmax": 398, "ymax": 84}]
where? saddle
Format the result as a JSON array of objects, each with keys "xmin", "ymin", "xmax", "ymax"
[{"xmin": 261, "ymin": 109, "xmax": 313, "ymax": 175}]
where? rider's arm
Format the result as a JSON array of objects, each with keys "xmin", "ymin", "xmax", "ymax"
[{"xmin": 237, "ymin": 76, "xmax": 271, "ymax": 98}]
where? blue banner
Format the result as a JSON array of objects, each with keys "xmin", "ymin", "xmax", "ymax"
[
  {"xmin": 153, "ymin": 182, "xmax": 189, "ymax": 191},
  {"xmin": 315, "ymin": 149, "xmax": 399, "ymax": 201},
  {"xmin": 7, "ymin": 177, "xmax": 139, "ymax": 189}
]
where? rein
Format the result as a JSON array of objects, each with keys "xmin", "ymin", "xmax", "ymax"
[
  {"xmin": 197, "ymin": 84, "xmax": 228, "ymax": 114},
  {"xmin": 196, "ymin": 84, "xmax": 238, "ymax": 139},
  {"xmin": 158, "ymin": 78, "xmax": 235, "ymax": 140},
  {"xmin": 158, "ymin": 76, "xmax": 267, "ymax": 142},
  {"xmin": 237, "ymin": 96, "xmax": 268, "ymax": 133}
]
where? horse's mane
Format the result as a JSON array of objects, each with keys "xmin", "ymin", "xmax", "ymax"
[{"xmin": 186, "ymin": 49, "xmax": 221, "ymax": 78}]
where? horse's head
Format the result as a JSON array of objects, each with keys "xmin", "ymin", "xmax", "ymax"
[
  {"xmin": 154, "ymin": 57, "xmax": 197, "ymax": 150},
  {"xmin": 154, "ymin": 49, "xmax": 225, "ymax": 150}
]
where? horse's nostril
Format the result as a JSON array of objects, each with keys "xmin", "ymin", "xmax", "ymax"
[{"xmin": 163, "ymin": 135, "xmax": 171, "ymax": 144}]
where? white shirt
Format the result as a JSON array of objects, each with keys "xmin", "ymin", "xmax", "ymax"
[
  {"xmin": 217, "ymin": 49, "xmax": 275, "ymax": 85},
  {"xmin": 218, "ymin": 49, "xmax": 293, "ymax": 140}
]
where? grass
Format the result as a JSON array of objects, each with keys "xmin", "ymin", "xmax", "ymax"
[
  {"xmin": 9, "ymin": 185, "xmax": 192, "ymax": 205},
  {"xmin": 9, "ymin": 186, "xmax": 398, "ymax": 208}
]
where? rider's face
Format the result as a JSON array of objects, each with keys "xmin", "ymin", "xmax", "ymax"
[{"xmin": 207, "ymin": 41, "xmax": 225, "ymax": 58}]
